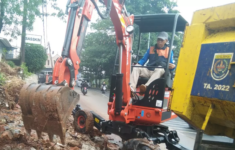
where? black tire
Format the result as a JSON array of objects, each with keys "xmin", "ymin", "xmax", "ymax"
[{"xmin": 73, "ymin": 110, "xmax": 94, "ymax": 133}]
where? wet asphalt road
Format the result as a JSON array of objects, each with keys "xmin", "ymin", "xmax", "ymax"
[{"xmin": 74, "ymin": 87, "xmax": 233, "ymax": 150}]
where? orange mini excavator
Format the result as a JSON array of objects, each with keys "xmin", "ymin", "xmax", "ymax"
[{"xmin": 19, "ymin": 0, "xmax": 187, "ymax": 149}]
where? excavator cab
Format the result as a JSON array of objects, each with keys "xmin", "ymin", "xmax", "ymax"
[
  {"xmin": 134, "ymin": 14, "xmax": 187, "ymax": 89},
  {"xmin": 129, "ymin": 14, "xmax": 187, "ymax": 113}
]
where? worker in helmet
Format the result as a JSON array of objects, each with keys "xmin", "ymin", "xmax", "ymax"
[{"xmin": 130, "ymin": 32, "xmax": 176, "ymax": 94}]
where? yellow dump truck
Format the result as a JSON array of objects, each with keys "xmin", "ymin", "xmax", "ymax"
[{"xmin": 170, "ymin": 3, "xmax": 235, "ymax": 150}]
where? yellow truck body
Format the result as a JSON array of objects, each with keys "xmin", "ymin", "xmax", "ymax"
[{"xmin": 170, "ymin": 3, "xmax": 235, "ymax": 139}]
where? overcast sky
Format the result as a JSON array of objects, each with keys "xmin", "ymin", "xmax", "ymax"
[{"xmin": 5, "ymin": 0, "xmax": 235, "ymax": 55}]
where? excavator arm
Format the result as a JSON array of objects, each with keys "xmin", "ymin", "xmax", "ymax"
[
  {"xmin": 54, "ymin": 0, "xmax": 133, "ymax": 96},
  {"xmin": 19, "ymin": 0, "xmax": 134, "ymax": 144}
]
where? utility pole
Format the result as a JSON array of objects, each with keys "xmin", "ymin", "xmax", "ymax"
[
  {"xmin": 48, "ymin": 42, "xmax": 54, "ymax": 69},
  {"xmin": 20, "ymin": 0, "xmax": 27, "ymax": 65}
]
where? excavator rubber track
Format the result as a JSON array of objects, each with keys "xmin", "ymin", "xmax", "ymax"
[{"xmin": 19, "ymin": 83, "xmax": 80, "ymax": 144}]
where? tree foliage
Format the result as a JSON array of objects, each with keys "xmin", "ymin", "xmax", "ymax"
[
  {"xmin": 7, "ymin": 61, "xmax": 15, "ymax": 68},
  {"xmin": 125, "ymin": 0, "xmax": 178, "ymax": 14},
  {"xmin": 0, "ymin": 0, "xmax": 65, "ymax": 41},
  {"xmin": 25, "ymin": 43, "xmax": 47, "ymax": 73},
  {"xmin": 80, "ymin": 24, "xmax": 117, "ymax": 85},
  {"xmin": 21, "ymin": 62, "xmax": 32, "ymax": 77}
]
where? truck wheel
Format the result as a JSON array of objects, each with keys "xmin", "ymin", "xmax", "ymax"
[{"xmin": 73, "ymin": 110, "xmax": 94, "ymax": 133}]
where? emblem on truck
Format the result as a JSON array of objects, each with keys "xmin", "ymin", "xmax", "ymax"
[{"xmin": 211, "ymin": 53, "xmax": 233, "ymax": 81}]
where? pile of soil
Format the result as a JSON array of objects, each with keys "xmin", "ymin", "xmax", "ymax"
[{"xmin": 0, "ymin": 62, "xmax": 25, "ymax": 109}]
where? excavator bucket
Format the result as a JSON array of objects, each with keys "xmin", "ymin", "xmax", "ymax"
[{"xmin": 19, "ymin": 83, "xmax": 79, "ymax": 144}]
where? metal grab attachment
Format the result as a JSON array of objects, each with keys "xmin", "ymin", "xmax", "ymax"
[{"xmin": 19, "ymin": 83, "xmax": 80, "ymax": 144}]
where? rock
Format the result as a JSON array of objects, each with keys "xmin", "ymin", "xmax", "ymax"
[
  {"xmin": 107, "ymin": 143, "xmax": 120, "ymax": 150},
  {"xmin": 0, "ymin": 130, "xmax": 13, "ymax": 141},
  {"xmin": 69, "ymin": 147, "xmax": 80, "ymax": 150},
  {"xmin": 108, "ymin": 140, "xmax": 123, "ymax": 149},
  {"xmin": 11, "ymin": 143, "xmax": 27, "ymax": 150},
  {"xmin": 1, "ymin": 145, "xmax": 11, "ymax": 150},
  {"xmin": 11, "ymin": 127, "xmax": 25, "ymax": 140},
  {"xmin": 51, "ymin": 145, "xmax": 62, "ymax": 150},
  {"xmin": 18, "ymin": 121, "xmax": 24, "ymax": 127},
  {"xmin": 3, "ymin": 116, "xmax": 9, "ymax": 122},
  {"xmin": 67, "ymin": 140, "xmax": 82, "ymax": 148},
  {"xmin": 0, "ymin": 125, "xmax": 5, "ymax": 133},
  {"xmin": 81, "ymin": 144, "xmax": 98, "ymax": 150},
  {"xmin": 93, "ymin": 136, "xmax": 108, "ymax": 149},
  {"xmin": 15, "ymin": 104, "xmax": 20, "ymax": 108},
  {"xmin": 45, "ymin": 142, "xmax": 52, "ymax": 147},
  {"xmin": 69, "ymin": 132, "xmax": 82, "ymax": 139},
  {"xmin": 8, "ymin": 101, "xmax": 15, "ymax": 110},
  {"xmin": 30, "ymin": 147, "xmax": 36, "ymax": 150},
  {"xmin": 81, "ymin": 134, "xmax": 90, "ymax": 141},
  {"xmin": 4, "ymin": 123, "xmax": 15, "ymax": 130},
  {"xmin": 93, "ymin": 136, "xmax": 106, "ymax": 144},
  {"xmin": 0, "ymin": 117, "xmax": 7, "ymax": 125},
  {"xmin": 90, "ymin": 128, "xmax": 102, "ymax": 137}
]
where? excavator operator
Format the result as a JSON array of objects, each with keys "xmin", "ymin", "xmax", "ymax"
[{"xmin": 130, "ymin": 32, "xmax": 176, "ymax": 94}]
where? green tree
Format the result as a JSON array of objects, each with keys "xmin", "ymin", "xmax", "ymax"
[
  {"xmin": 125, "ymin": 0, "xmax": 178, "ymax": 15},
  {"xmin": 7, "ymin": 61, "xmax": 15, "ymax": 68},
  {"xmin": 80, "ymin": 29, "xmax": 117, "ymax": 87},
  {"xmin": 0, "ymin": 0, "xmax": 65, "ymax": 40},
  {"xmin": 25, "ymin": 43, "xmax": 47, "ymax": 73}
]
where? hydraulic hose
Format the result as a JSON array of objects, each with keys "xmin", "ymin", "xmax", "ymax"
[{"xmin": 91, "ymin": 0, "xmax": 112, "ymax": 19}]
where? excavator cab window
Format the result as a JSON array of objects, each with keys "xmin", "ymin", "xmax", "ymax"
[{"xmin": 133, "ymin": 14, "xmax": 188, "ymax": 89}]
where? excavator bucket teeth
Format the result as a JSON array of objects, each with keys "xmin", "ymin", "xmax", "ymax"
[{"xmin": 19, "ymin": 83, "xmax": 80, "ymax": 144}]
